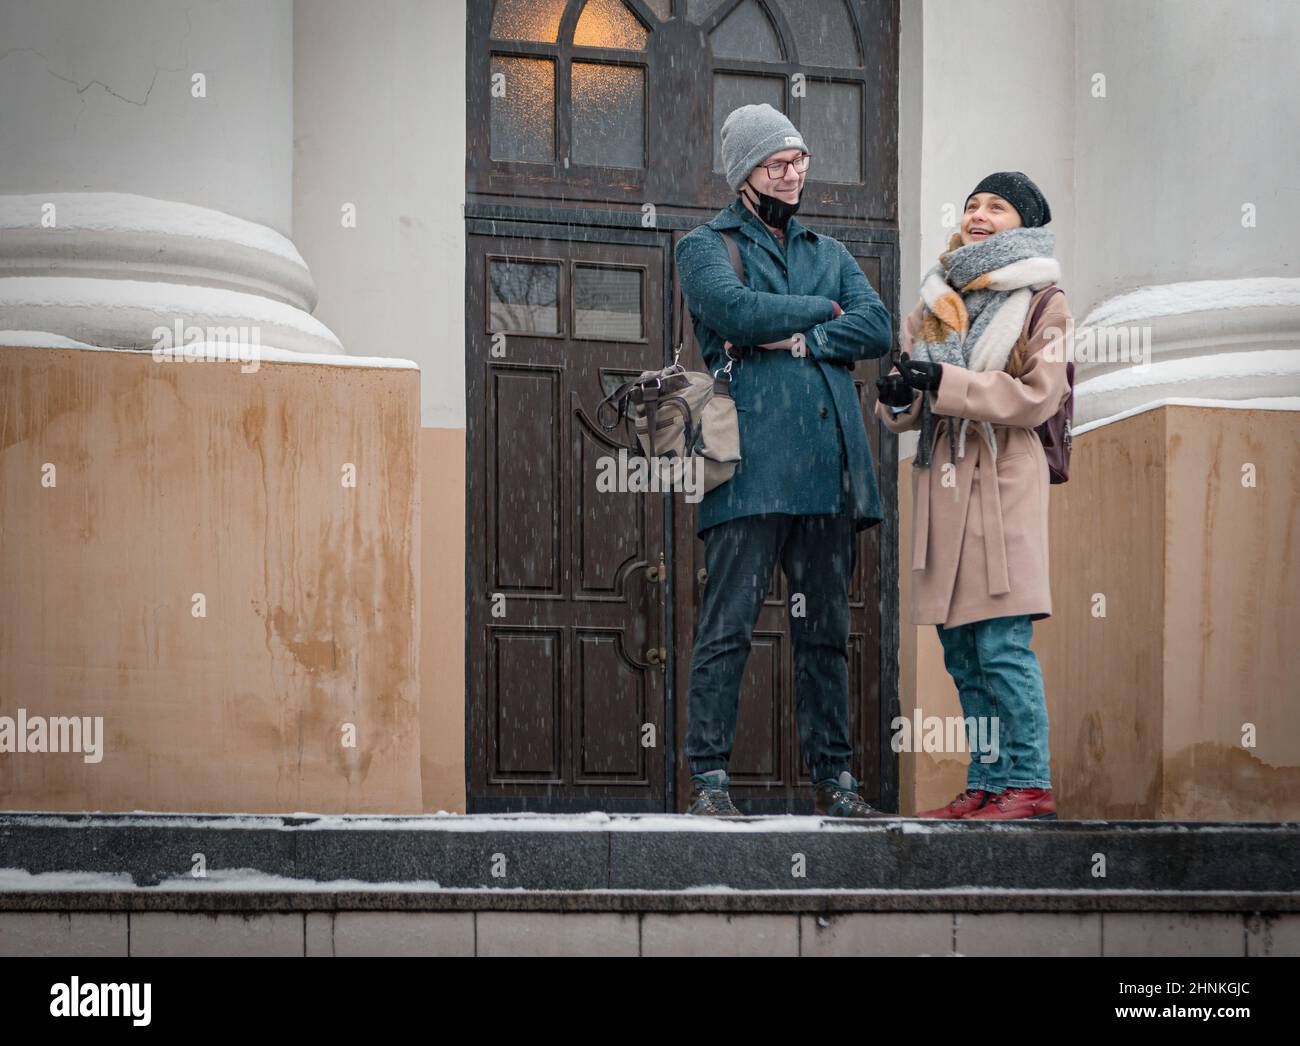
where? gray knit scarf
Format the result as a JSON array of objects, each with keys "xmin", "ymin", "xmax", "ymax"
[{"xmin": 909, "ymin": 226, "xmax": 1058, "ymax": 470}]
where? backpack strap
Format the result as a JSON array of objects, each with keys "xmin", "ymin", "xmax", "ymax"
[
  {"xmin": 1023, "ymin": 284, "xmax": 1075, "ymax": 484},
  {"xmin": 1027, "ymin": 285, "xmax": 1063, "ymax": 338},
  {"xmin": 1008, "ymin": 285, "xmax": 1064, "ymax": 378}
]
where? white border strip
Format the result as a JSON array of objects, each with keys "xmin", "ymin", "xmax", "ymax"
[
  {"xmin": 0, "ymin": 335, "xmax": 417, "ymax": 371},
  {"xmin": 1073, "ymin": 396, "xmax": 1300, "ymax": 437}
]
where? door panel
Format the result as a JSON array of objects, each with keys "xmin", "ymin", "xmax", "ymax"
[{"xmin": 468, "ymin": 233, "xmax": 668, "ymax": 811}]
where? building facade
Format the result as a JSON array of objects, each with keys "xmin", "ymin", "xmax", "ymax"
[{"xmin": 1, "ymin": 0, "xmax": 1296, "ymax": 819}]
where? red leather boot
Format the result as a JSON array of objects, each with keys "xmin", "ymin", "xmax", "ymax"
[
  {"xmin": 915, "ymin": 788, "xmax": 990, "ymax": 819},
  {"xmin": 965, "ymin": 786, "xmax": 1057, "ymax": 820}
]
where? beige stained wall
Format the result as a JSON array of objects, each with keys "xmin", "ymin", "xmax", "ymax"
[
  {"xmin": 6, "ymin": 346, "xmax": 1292, "ymax": 821},
  {"xmin": 1159, "ymin": 407, "xmax": 1300, "ymax": 818},
  {"xmin": 1036, "ymin": 408, "xmax": 1168, "ymax": 818},
  {"xmin": 419, "ymin": 426, "xmax": 467, "ymax": 813},
  {"xmin": 899, "ymin": 405, "xmax": 1300, "ymax": 820},
  {"xmin": 0, "ymin": 346, "xmax": 423, "ymax": 813}
]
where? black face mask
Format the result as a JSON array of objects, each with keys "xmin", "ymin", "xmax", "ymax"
[{"xmin": 740, "ymin": 178, "xmax": 801, "ymax": 229}]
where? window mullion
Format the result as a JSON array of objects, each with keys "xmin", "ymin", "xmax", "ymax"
[{"xmin": 556, "ymin": 47, "xmax": 573, "ymax": 169}]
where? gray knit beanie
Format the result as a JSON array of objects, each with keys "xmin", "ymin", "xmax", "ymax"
[{"xmin": 720, "ymin": 103, "xmax": 808, "ymax": 191}]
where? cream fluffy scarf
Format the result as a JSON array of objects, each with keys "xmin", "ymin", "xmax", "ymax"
[{"xmin": 908, "ymin": 226, "xmax": 1059, "ymax": 469}]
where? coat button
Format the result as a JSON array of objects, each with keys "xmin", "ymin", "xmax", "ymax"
[{"xmin": 819, "ymin": 406, "xmax": 829, "ymax": 418}]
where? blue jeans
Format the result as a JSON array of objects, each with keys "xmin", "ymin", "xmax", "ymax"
[{"xmin": 935, "ymin": 614, "xmax": 1051, "ymax": 791}]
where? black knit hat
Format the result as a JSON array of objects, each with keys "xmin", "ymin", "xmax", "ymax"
[{"xmin": 966, "ymin": 171, "xmax": 1052, "ymax": 227}]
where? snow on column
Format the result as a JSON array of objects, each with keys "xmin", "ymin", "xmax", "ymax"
[
  {"xmin": 1068, "ymin": 0, "xmax": 1300, "ymax": 427},
  {"xmin": 0, "ymin": 0, "xmax": 342, "ymax": 358}
]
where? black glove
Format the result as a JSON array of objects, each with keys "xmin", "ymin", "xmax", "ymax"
[
  {"xmin": 897, "ymin": 352, "xmax": 943, "ymax": 391},
  {"xmin": 875, "ymin": 373, "xmax": 914, "ymax": 408}
]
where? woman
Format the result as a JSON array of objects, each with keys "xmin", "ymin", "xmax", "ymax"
[{"xmin": 874, "ymin": 171, "xmax": 1070, "ymax": 820}]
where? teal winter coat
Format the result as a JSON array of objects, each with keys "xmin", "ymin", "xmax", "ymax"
[{"xmin": 675, "ymin": 197, "xmax": 892, "ymax": 536}]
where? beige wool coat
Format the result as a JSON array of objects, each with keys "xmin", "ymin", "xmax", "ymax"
[{"xmin": 875, "ymin": 287, "xmax": 1072, "ymax": 629}]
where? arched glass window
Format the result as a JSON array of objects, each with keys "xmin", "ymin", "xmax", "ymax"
[
  {"xmin": 488, "ymin": 0, "xmax": 663, "ymax": 170},
  {"xmin": 472, "ymin": 0, "xmax": 889, "ymax": 218},
  {"xmin": 700, "ymin": 0, "xmax": 865, "ymax": 185}
]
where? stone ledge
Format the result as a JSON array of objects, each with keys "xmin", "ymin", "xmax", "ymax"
[{"xmin": 4, "ymin": 814, "xmax": 1297, "ymax": 892}]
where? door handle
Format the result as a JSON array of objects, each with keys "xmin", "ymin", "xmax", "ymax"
[
  {"xmin": 645, "ymin": 551, "xmax": 666, "ymax": 583},
  {"xmin": 643, "ymin": 551, "xmax": 666, "ymax": 670}
]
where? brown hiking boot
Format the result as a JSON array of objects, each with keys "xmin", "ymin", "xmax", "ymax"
[
  {"xmin": 686, "ymin": 770, "xmax": 743, "ymax": 817},
  {"xmin": 813, "ymin": 771, "xmax": 893, "ymax": 818}
]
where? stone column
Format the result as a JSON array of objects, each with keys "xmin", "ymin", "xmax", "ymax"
[
  {"xmin": 1070, "ymin": 0, "xmax": 1300, "ymax": 426},
  {"xmin": 0, "ymin": 0, "xmax": 341, "ymax": 357}
]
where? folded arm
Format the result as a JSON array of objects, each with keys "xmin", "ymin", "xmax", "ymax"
[
  {"xmin": 675, "ymin": 229, "xmax": 837, "ymax": 346},
  {"xmin": 804, "ymin": 244, "xmax": 893, "ymax": 368}
]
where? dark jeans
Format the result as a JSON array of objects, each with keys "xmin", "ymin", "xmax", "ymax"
[{"xmin": 686, "ymin": 510, "xmax": 856, "ymax": 783}]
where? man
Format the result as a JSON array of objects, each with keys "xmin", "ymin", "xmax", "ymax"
[{"xmin": 674, "ymin": 103, "xmax": 893, "ymax": 818}]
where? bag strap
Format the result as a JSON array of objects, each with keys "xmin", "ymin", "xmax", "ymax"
[
  {"xmin": 594, "ymin": 376, "xmax": 647, "ymax": 456},
  {"xmin": 717, "ymin": 230, "xmax": 751, "ymax": 369},
  {"xmin": 720, "ymin": 230, "xmax": 744, "ymax": 283},
  {"xmin": 1027, "ymin": 285, "xmax": 1063, "ymax": 339},
  {"xmin": 672, "ymin": 231, "xmax": 742, "ymax": 363},
  {"xmin": 673, "ymin": 228, "xmax": 750, "ymax": 381},
  {"xmin": 595, "ymin": 376, "xmax": 638, "ymax": 432},
  {"xmin": 672, "ymin": 248, "xmax": 684, "ymax": 356}
]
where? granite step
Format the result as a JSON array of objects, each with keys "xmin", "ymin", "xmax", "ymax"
[{"xmin": 1, "ymin": 813, "xmax": 1296, "ymax": 906}]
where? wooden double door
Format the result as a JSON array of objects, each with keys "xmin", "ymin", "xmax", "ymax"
[{"xmin": 465, "ymin": 220, "xmax": 895, "ymax": 813}]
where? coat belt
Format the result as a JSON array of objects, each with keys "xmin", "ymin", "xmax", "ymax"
[{"xmin": 912, "ymin": 418, "xmax": 1011, "ymax": 597}]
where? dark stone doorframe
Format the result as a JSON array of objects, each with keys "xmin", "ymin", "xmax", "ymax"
[
  {"xmin": 462, "ymin": 206, "xmax": 900, "ymax": 814},
  {"xmin": 464, "ymin": 0, "xmax": 901, "ymax": 813}
]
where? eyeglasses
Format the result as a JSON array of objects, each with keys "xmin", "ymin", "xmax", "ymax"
[{"xmin": 759, "ymin": 153, "xmax": 811, "ymax": 179}]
